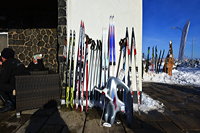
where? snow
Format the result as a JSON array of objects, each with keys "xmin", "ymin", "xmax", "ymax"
[
  {"xmin": 134, "ymin": 93, "xmax": 164, "ymax": 114},
  {"xmin": 143, "ymin": 67, "xmax": 200, "ymax": 87},
  {"xmin": 136, "ymin": 66, "xmax": 200, "ymax": 114}
]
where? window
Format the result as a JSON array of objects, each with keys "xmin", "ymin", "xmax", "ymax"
[{"xmin": 0, "ymin": 32, "xmax": 8, "ymax": 53}]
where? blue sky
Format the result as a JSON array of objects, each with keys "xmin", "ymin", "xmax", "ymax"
[{"xmin": 143, "ymin": 0, "xmax": 200, "ymax": 59}]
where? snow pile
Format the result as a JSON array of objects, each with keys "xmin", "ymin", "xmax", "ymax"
[
  {"xmin": 134, "ymin": 93, "xmax": 164, "ymax": 114},
  {"xmin": 143, "ymin": 67, "xmax": 200, "ymax": 86}
]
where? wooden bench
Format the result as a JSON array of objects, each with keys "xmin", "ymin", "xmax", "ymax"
[{"xmin": 15, "ymin": 73, "xmax": 61, "ymax": 116}]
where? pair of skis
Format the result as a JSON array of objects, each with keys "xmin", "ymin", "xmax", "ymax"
[
  {"xmin": 150, "ymin": 46, "xmax": 165, "ymax": 73},
  {"xmin": 66, "ymin": 30, "xmax": 76, "ymax": 108},
  {"xmin": 108, "ymin": 15, "xmax": 116, "ymax": 77},
  {"xmin": 74, "ymin": 21, "xmax": 92, "ymax": 112},
  {"xmin": 81, "ymin": 35, "xmax": 92, "ymax": 112},
  {"xmin": 88, "ymin": 16, "xmax": 116, "ymax": 108},
  {"xmin": 75, "ymin": 21, "xmax": 85, "ymax": 111},
  {"xmin": 101, "ymin": 16, "xmax": 114, "ymax": 87},
  {"xmin": 101, "ymin": 28, "xmax": 109, "ymax": 88}
]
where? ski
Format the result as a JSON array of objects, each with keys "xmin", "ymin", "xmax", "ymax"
[
  {"xmin": 80, "ymin": 22, "xmax": 85, "ymax": 112},
  {"xmin": 151, "ymin": 46, "xmax": 154, "ymax": 72},
  {"xmin": 75, "ymin": 21, "xmax": 83, "ymax": 110},
  {"xmin": 130, "ymin": 27, "xmax": 138, "ymax": 95},
  {"xmin": 155, "ymin": 46, "xmax": 158, "ymax": 72},
  {"xmin": 112, "ymin": 18, "xmax": 116, "ymax": 67},
  {"xmin": 158, "ymin": 50, "xmax": 165, "ymax": 72},
  {"xmin": 101, "ymin": 28, "xmax": 107, "ymax": 87},
  {"xmin": 69, "ymin": 30, "xmax": 76, "ymax": 108},
  {"xmin": 104, "ymin": 30, "xmax": 109, "ymax": 86},
  {"xmin": 130, "ymin": 27, "xmax": 137, "ymax": 93},
  {"xmin": 66, "ymin": 30, "xmax": 72, "ymax": 107},
  {"xmin": 125, "ymin": 27, "xmax": 130, "ymax": 86},
  {"xmin": 145, "ymin": 47, "xmax": 150, "ymax": 72},
  {"xmin": 108, "ymin": 15, "xmax": 116, "ymax": 77},
  {"xmin": 156, "ymin": 50, "xmax": 162, "ymax": 73}
]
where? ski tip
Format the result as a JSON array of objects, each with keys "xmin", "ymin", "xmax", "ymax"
[
  {"xmin": 110, "ymin": 15, "xmax": 114, "ymax": 19},
  {"xmin": 82, "ymin": 22, "xmax": 85, "ymax": 28},
  {"xmin": 80, "ymin": 21, "xmax": 83, "ymax": 26},
  {"xmin": 132, "ymin": 27, "xmax": 135, "ymax": 38}
]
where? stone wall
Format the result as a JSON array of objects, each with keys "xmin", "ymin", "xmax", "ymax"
[
  {"xmin": 58, "ymin": 0, "xmax": 67, "ymax": 55},
  {"xmin": 4, "ymin": 0, "xmax": 67, "ymax": 73},
  {"xmin": 8, "ymin": 29, "xmax": 58, "ymax": 72}
]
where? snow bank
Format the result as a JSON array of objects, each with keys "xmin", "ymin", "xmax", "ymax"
[
  {"xmin": 143, "ymin": 67, "xmax": 200, "ymax": 87},
  {"xmin": 134, "ymin": 93, "xmax": 164, "ymax": 114}
]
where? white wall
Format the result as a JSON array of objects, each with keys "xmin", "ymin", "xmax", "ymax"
[{"xmin": 67, "ymin": 0, "xmax": 142, "ymax": 91}]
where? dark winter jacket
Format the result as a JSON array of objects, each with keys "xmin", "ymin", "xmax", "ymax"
[
  {"xmin": 0, "ymin": 58, "xmax": 30, "ymax": 91},
  {"xmin": 27, "ymin": 59, "xmax": 46, "ymax": 71}
]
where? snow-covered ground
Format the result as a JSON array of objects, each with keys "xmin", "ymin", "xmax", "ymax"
[
  {"xmin": 137, "ymin": 67, "xmax": 200, "ymax": 114},
  {"xmin": 143, "ymin": 67, "xmax": 200, "ymax": 87},
  {"xmin": 134, "ymin": 93, "xmax": 164, "ymax": 114}
]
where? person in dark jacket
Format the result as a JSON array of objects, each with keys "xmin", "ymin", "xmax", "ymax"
[
  {"xmin": 0, "ymin": 48, "xmax": 29, "ymax": 113},
  {"xmin": 27, "ymin": 54, "xmax": 46, "ymax": 71}
]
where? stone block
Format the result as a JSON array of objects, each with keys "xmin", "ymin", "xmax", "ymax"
[
  {"xmin": 58, "ymin": 8, "xmax": 66, "ymax": 17},
  {"xmin": 58, "ymin": 0, "xmax": 66, "ymax": 7},
  {"xmin": 37, "ymin": 41, "xmax": 45, "ymax": 47},
  {"xmin": 24, "ymin": 29, "xmax": 32, "ymax": 36},
  {"xmin": 58, "ymin": 17, "xmax": 66, "ymax": 25},
  {"xmin": 13, "ymin": 40, "xmax": 25, "ymax": 45},
  {"xmin": 19, "ymin": 34, "xmax": 25, "ymax": 40}
]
